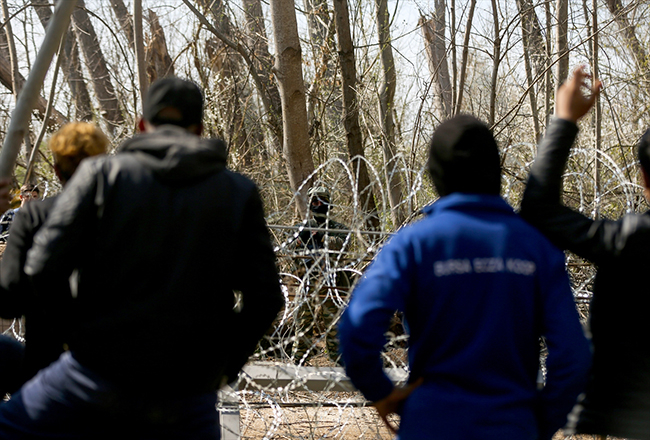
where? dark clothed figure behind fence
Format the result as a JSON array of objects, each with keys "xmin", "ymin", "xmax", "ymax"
[{"xmin": 292, "ymin": 186, "xmax": 351, "ymax": 364}]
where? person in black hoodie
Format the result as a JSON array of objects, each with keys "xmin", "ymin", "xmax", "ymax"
[
  {"xmin": 0, "ymin": 122, "xmax": 108, "ymax": 398},
  {"xmin": 0, "ymin": 78, "xmax": 284, "ymax": 439},
  {"xmin": 522, "ymin": 66, "xmax": 650, "ymax": 440}
]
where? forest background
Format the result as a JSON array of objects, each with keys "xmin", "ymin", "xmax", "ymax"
[
  {"xmin": 2, "ymin": 0, "xmax": 647, "ymax": 233},
  {"xmin": 0, "ymin": 1, "xmax": 647, "ymax": 438},
  {"xmin": 0, "ymin": 0, "xmax": 646, "ymax": 362},
  {"xmin": 0, "ymin": 0, "xmax": 645, "ymax": 362}
]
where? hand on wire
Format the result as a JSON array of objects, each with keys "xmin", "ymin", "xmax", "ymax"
[
  {"xmin": 556, "ymin": 65, "xmax": 602, "ymax": 123},
  {"xmin": 373, "ymin": 378, "xmax": 424, "ymax": 435}
]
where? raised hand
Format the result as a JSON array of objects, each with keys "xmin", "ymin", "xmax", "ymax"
[{"xmin": 556, "ymin": 65, "xmax": 602, "ymax": 123}]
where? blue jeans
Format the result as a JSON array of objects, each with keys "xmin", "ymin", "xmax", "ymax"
[{"xmin": 0, "ymin": 352, "xmax": 220, "ymax": 439}]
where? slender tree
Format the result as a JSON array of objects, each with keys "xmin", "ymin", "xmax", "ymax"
[
  {"xmin": 376, "ymin": 0, "xmax": 405, "ymax": 226},
  {"xmin": 516, "ymin": 0, "xmax": 542, "ymax": 140},
  {"xmin": 0, "ymin": 0, "xmax": 77, "ymax": 179},
  {"xmin": 241, "ymin": 0, "xmax": 282, "ymax": 135},
  {"xmin": 184, "ymin": 0, "xmax": 283, "ymax": 150},
  {"xmin": 592, "ymin": 0, "xmax": 601, "ymax": 218},
  {"xmin": 489, "ymin": 0, "xmax": 501, "ymax": 126},
  {"xmin": 544, "ymin": 0, "xmax": 553, "ymax": 123},
  {"xmin": 145, "ymin": 10, "xmax": 174, "ymax": 82},
  {"xmin": 73, "ymin": 0, "xmax": 124, "ymax": 133},
  {"xmin": 420, "ymin": 3, "xmax": 452, "ymax": 120},
  {"xmin": 1, "ymin": 0, "xmax": 38, "ymax": 185},
  {"xmin": 454, "ymin": 0, "xmax": 476, "ymax": 114},
  {"xmin": 195, "ymin": 0, "xmax": 253, "ymax": 164},
  {"xmin": 555, "ymin": 0, "xmax": 569, "ymax": 88},
  {"xmin": 303, "ymin": 0, "xmax": 337, "ymax": 144},
  {"xmin": 0, "ymin": 30, "xmax": 66, "ymax": 128},
  {"xmin": 134, "ymin": 0, "xmax": 148, "ymax": 104},
  {"xmin": 333, "ymin": 0, "xmax": 379, "ymax": 230},
  {"xmin": 270, "ymin": 0, "xmax": 315, "ymax": 217},
  {"xmin": 604, "ymin": 0, "xmax": 650, "ymax": 94},
  {"xmin": 110, "ymin": 0, "xmax": 134, "ymax": 48},
  {"xmin": 31, "ymin": 0, "xmax": 92, "ymax": 121}
]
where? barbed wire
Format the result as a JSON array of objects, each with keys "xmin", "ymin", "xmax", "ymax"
[
  {"xmin": 0, "ymin": 142, "xmax": 638, "ymax": 438},
  {"xmin": 227, "ymin": 144, "xmax": 640, "ymax": 438}
]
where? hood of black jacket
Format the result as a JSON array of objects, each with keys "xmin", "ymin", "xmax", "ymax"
[{"xmin": 119, "ymin": 125, "xmax": 227, "ymax": 184}]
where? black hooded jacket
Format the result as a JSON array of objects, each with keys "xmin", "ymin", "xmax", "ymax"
[
  {"xmin": 0, "ymin": 196, "xmax": 72, "ymax": 387},
  {"xmin": 25, "ymin": 126, "xmax": 284, "ymax": 394},
  {"xmin": 521, "ymin": 118, "xmax": 650, "ymax": 440}
]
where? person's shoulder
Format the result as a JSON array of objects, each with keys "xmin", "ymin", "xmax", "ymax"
[
  {"xmin": 327, "ymin": 219, "xmax": 348, "ymax": 230},
  {"xmin": 221, "ymin": 168, "xmax": 259, "ymax": 192},
  {"xmin": 0, "ymin": 207, "xmax": 19, "ymax": 220},
  {"xmin": 16, "ymin": 197, "xmax": 56, "ymax": 223},
  {"xmin": 611, "ymin": 211, "xmax": 650, "ymax": 256}
]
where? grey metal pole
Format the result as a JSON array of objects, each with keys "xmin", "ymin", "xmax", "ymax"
[{"xmin": 0, "ymin": 0, "xmax": 78, "ymax": 179}]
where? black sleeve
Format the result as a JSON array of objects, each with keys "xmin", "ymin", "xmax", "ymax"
[
  {"xmin": 25, "ymin": 160, "xmax": 101, "ymax": 291},
  {"xmin": 520, "ymin": 118, "xmax": 650, "ymax": 265},
  {"xmin": 224, "ymin": 185, "xmax": 284, "ymax": 382},
  {"xmin": 0, "ymin": 207, "xmax": 37, "ymax": 318}
]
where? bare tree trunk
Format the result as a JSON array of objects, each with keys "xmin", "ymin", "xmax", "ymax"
[
  {"xmin": 450, "ymin": 0, "xmax": 457, "ymax": 112},
  {"xmin": 242, "ymin": 0, "xmax": 282, "ymax": 133},
  {"xmin": 0, "ymin": 39, "xmax": 67, "ymax": 128},
  {"xmin": 433, "ymin": 0, "xmax": 452, "ymax": 117},
  {"xmin": 145, "ymin": 10, "xmax": 174, "ymax": 82},
  {"xmin": 1, "ymin": 0, "xmax": 37, "ymax": 185},
  {"xmin": 133, "ymin": 0, "xmax": 147, "ymax": 104},
  {"xmin": 489, "ymin": 0, "xmax": 501, "ymax": 127},
  {"xmin": 332, "ymin": 0, "xmax": 379, "ymax": 230},
  {"xmin": 419, "ymin": 3, "xmax": 452, "ymax": 120},
  {"xmin": 516, "ymin": 0, "xmax": 541, "ymax": 140},
  {"xmin": 555, "ymin": 0, "xmax": 569, "ymax": 88},
  {"xmin": 195, "ymin": 0, "xmax": 253, "ymax": 164},
  {"xmin": 110, "ymin": 0, "xmax": 134, "ymax": 49},
  {"xmin": 582, "ymin": 0, "xmax": 594, "ymax": 60},
  {"xmin": 0, "ymin": 0, "xmax": 77, "ymax": 179},
  {"xmin": 240, "ymin": 0, "xmax": 283, "ymax": 162},
  {"xmin": 270, "ymin": 0, "xmax": 315, "ymax": 217},
  {"xmin": 24, "ymin": 38, "xmax": 66, "ymax": 186},
  {"xmin": 604, "ymin": 0, "xmax": 650, "ymax": 92},
  {"xmin": 185, "ymin": 0, "xmax": 283, "ymax": 149},
  {"xmin": 73, "ymin": 0, "xmax": 124, "ymax": 133},
  {"xmin": 303, "ymin": 0, "xmax": 336, "ymax": 143},
  {"xmin": 455, "ymin": 0, "xmax": 476, "ymax": 114},
  {"xmin": 32, "ymin": 0, "xmax": 93, "ymax": 121},
  {"xmin": 376, "ymin": 0, "xmax": 405, "ymax": 227},
  {"xmin": 517, "ymin": 0, "xmax": 546, "ymax": 75},
  {"xmin": 1, "ymin": 0, "xmax": 20, "ymax": 98},
  {"xmin": 592, "ymin": 0, "xmax": 601, "ymax": 219},
  {"xmin": 544, "ymin": 0, "xmax": 553, "ymax": 124}
]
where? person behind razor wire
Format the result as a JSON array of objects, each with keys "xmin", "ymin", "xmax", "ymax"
[{"xmin": 291, "ymin": 186, "xmax": 350, "ymax": 364}]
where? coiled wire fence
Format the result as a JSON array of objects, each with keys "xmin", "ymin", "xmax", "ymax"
[
  {"xmin": 1, "ymin": 139, "xmax": 640, "ymax": 439},
  {"xmin": 219, "ymin": 139, "xmax": 640, "ymax": 439}
]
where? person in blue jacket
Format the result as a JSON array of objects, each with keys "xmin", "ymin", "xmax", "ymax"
[{"xmin": 339, "ymin": 114, "xmax": 592, "ymax": 440}]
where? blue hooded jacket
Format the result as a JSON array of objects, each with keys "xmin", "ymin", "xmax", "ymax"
[{"xmin": 339, "ymin": 193, "xmax": 591, "ymax": 440}]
